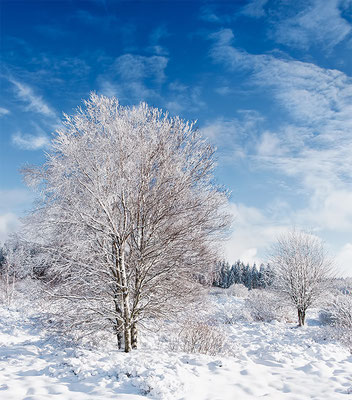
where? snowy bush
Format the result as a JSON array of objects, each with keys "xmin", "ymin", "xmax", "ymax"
[
  {"xmin": 246, "ymin": 289, "xmax": 295, "ymax": 323},
  {"xmin": 170, "ymin": 319, "xmax": 228, "ymax": 356},
  {"xmin": 205, "ymin": 288, "xmax": 250, "ymax": 324},
  {"xmin": 319, "ymin": 309, "xmax": 335, "ymax": 326},
  {"xmin": 226, "ymin": 283, "xmax": 249, "ymax": 298},
  {"xmin": 322, "ymin": 294, "xmax": 352, "ymax": 351}
]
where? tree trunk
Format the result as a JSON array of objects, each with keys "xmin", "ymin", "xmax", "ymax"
[
  {"xmin": 117, "ymin": 332, "xmax": 123, "ymax": 349},
  {"xmin": 119, "ymin": 246, "xmax": 132, "ymax": 352},
  {"xmin": 115, "ymin": 319, "xmax": 123, "ymax": 350},
  {"xmin": 298, "ymin": 309, "xmax": 306, "ymax": 326},
  {"xmin": 124, "ymin": 324, "xmax": 132, "ymax": 352},
  {"xmin": 131, "ymin": 270, "xmax": 141, "ymax": 350},
  {"xmin": 113, "ymin": 242, "xmax": 124, "ymax": 350},
  {"xmin": 131, "ymin": 322, "xmax": 138, "ymax": 349}
]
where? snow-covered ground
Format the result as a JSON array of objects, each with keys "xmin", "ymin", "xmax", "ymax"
[{"xmin": 0, "ymin": 290, "xmax": 351, "ymax": 400}]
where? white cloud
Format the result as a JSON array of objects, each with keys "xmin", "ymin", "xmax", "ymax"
[
  {"xmin": 114, "ymin": 54, "xmax": 168, "ymax": 84},
  {"xmin": 209, "ymin": 29, "xmax": 352, "ymax": 191},
  {"xmin": 99, "ymin": 54, "xmax": 205, "ymax": 113},
  {"xmin": 209, "ymin": 29, "xmax": 352, "ymax": 265},
  {"xmin": 241, "ymin": 0, "xmax": 268, "ymax": 18},
  {"xmin": 215, "ymin": 86, "xmax": 231, "ymax": 95},
  {"xmin": 252, "ymin": 59, "xmax": 352, "ymax": 129},
  {"xmin": 147, "ymin": 25, "xmax": 169, "ymax": 56},
  {"xmin": 222, "ymin": 202, "xmax": 352, "ymax": 276},
  {"xmin": 199, "ymin": 5, "xmax": 222, "ymax": 23},
  {"xmin": 200, "ymin": 113, "xmax": 264, "ymax": 161},
  {"xmin": 99, "ymin": 54, "xmax": 168, "ymax": 104},
  {"xmin": 223, "ymin": 202, "xmax": 288, "ymax": 266},
  {"xmin": 200, "ymin": 1, "xmax": 269, "ymax": 23},
  {"xmin": 272, "ymin": 0, "xmax": 352, "ymax": 50},
  {"xmin": 165, "ymin": 85, "xmax": 206, "ymax": 115},
  {"xmin": 297, "ymin": 190, "xmax": 352, "ymax": 232},
  {"xmin": 256, "ymin": 131, "xmax": 287, "ymax": 157},
  {"xmin": 12, "ymin": 132, "xmax": 50, "ymax": 150},
  {"xmin": 0, "ymin": 107, "xmax": 10, "ymax": 116},
  {"xmin": 336, "ymin": 243, "xmax": 352, "ymax": 277},
  {"xmin": 0, "ymin": 213, "xmax": 20, "ymax": 244},
  {"xmin": 210, "ymin": 29, "xmax": 352, "ymax": 131},
  {"xmin": 99, "ymin": 81, "xmax": 121, "ymax": 98},
  {"xmin": 210, "ymin": 29, "xmax": 235, "ymax": 48},
  {"xmin": 8, "ymin": 78, "xmax": 55, "ymax": 117}
]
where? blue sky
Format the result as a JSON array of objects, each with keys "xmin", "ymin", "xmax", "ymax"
[{"xmin": 1, "ymin": 0, "xmax": 352, "ymax": 276}]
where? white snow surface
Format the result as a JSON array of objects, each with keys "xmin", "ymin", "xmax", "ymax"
[{"xmin": 0, "ymin": 290, "xmax": 351, "ymax": 400}]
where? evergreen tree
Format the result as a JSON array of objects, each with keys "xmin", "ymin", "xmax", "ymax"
[{"xmin": 212, "ymin": 260, "xmax": 274, "ymax": 290}]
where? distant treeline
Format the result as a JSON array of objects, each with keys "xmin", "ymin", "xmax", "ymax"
[{"xmin": 212, "ymin": 260, "xmax": 275, "ymax": 290}]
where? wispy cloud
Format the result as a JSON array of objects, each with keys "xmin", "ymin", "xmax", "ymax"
[
  {"xmin": 241, "ymin": 0, "xmax": 268, "ymax": 18},
  {"xmin": 201, "ymin": 1, "xmax": 351, "ymax": 52},
  {"xmin": 209, "ymin": 28, "xmax": 352, "ymax": 140},
  {"xmin": 271, "ymin": 0, "xmax": 352, "ymax": 50},
  {"xmin": 0, "ymin": 107, "xmax": 10, "ymax": 117},
  {"xmin": 209, "ymin": 28, "xmax": 352, "ymax": 238},
  {"xmin": 8, "ymin": 78, "xmax": 56, "ymax": 117},
  {"xmin": 147, "ymin": 25, "xmax": 169, "ymax": 56},
  {"xmin": 12, "ymin": 132, "xmax": 50, "ymax": 150},
  {"xmin": 201, "ymin": 112, "xmax": 264, "ymax": 161},
  {"xmin": 99, "ymin": 54, "xmax": 168, "ymax": 103},
  {"xmin": 114, "ymin": 54, "xmax": 168, "ymax": 83},
  {"xmin": 199, "ymin": 5, "xmax": 222, "ymax": 23},
  {"xmin": 99, "ymin": 52, "xmax": 207, "ymax": 113},
  {"xmin": 166, "ymin": 84, "xmax": 206, "ymax": 115},
  {"xmin": 200, "ymin": 1, "xmax": 268, "ymax": 24}
]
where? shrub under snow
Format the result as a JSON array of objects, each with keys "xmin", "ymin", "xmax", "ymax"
[
  {"xmin": 321, "ymin": 294, "xmax": 352, "ymax": 351},
  {"xmin": 226, "ymin": 283, "xmax": 249, "ymax": 298},
  {"xmin": 168, "ymin": 316, "xmax": 230, "ymax": 356},
  {"xmin": 246, "ymin": 289, "xmax": 295, "ymax": 323}
]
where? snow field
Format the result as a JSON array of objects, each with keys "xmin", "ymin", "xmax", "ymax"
[{"xmin": 0, "ymin": 290, "xmax": 351, "ymax": 400}]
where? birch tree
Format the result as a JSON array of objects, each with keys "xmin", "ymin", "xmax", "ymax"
[
  {"xmin": 270, "ymin": 230, "xmax": 333, "ymax": 326},
  {"xmin": 23, "ymin": 93, "xmax": 230, "ymax": 352}
]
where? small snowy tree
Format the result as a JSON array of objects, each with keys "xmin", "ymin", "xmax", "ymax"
[
  {"xmin": 23, "ymin": 94, "xmax": 230, "ymax": 352},
  {"xmin": 270, "ymin": 230, "xmax": 333, "ymax": 326},
  {"xmin": 271, "ymin": 230, "xmax": 332, "ymax": 326}
]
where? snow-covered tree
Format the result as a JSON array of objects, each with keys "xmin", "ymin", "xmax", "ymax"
[
  {"xmin": 270, "ymin": 230, "xmax": 333, "ymax": 326},
  {"xmin": 1, "ymin": 236, "xmax": 50, "ymax": 280},
  {"xmin": 23, "ymin": 93, "xmax": 230, "ymax": 352}
]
